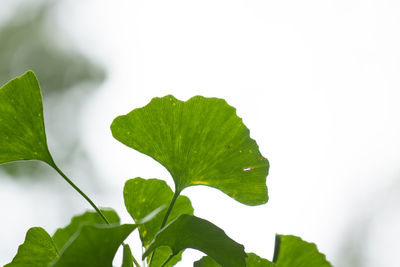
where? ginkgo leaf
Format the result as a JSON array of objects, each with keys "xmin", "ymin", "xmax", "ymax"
[
  {"xmin": 50, "ymin": 224, "xmax": 136, "ymax": 267},
  {"xmin": 124, "ymin": 178, "xmax": 193, "ymax": 246},
  {"xmin": 52, "ymin": 208, "xmax": 120, "ymax": 251},
  {"xmin": 124, "ymin": 178, "xmax": 193, "ymax": 266},
  {"xmin": 5, "ymin": 227, "xmax": 58, "ymax": 267},
  {"xmin": 143, "ymin": 214, "xmax": 247, "ymax": 267},
  {"xmin": 0, "ymin": 71, "xmax": 54, "ymax": 165},
  {"xmin": 111, "ymin": 95, "xmax": 269, "ymax": 206},
  {"xmin": 273, "ymin": 235, "xmax": 333, "ymax": 267}
]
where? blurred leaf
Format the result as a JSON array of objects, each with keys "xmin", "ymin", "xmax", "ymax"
[
  {"xmin": 124, "ymin": 178, "xmax": 193, "ymax": 266},
  {"xmin": 273, "ymin": 235, "xmax": 332, "ymax": 267},
  {"xmin": 52, "ymin": 208, "xmax": 120, "ymax": 251},
  {"xmin": 0, "ymin": 1, "xmax": 105, "ymax": 178},
  {"xmin": 51, "ymin": 224, "xmax": 136, "ymax": 267},
  {"xmin": 143, "ymin": 214, "xmax": 247, "ymax": 267},
  {"xmin": 0, "ymin": 71, "xmax": 53, "ymax": 165},
  {"xmin": 5, "ymin": 227, "xmax": 58, "ymax": 267},
  {"xmin": 112, "ymin": 95, "xmax": 269, "ymax": 206},
  {"xmin": 122, "ymin": 244, "xmax": 134, "ymax": 267},
  {"xmin": 194, "ymin": 253, "xmax": 274, "ymax": 267},
  {"xmin": 0, "ymin": 2, "xmax": 105, "ymax": 95}
]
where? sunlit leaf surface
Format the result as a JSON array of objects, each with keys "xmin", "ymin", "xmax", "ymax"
[
  {"xmin": 143, "ymin": 214, "xmax": 247, "ymax": 267},
  {"xmin": 5, "ymin": 227, "xmax": 58, "ymax": 267},
  {"xmin": 112, "ymin": 95, "xmax": 269, "ymax": 205}
]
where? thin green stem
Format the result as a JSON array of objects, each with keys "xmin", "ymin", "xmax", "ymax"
[
  {"xmin": 148, "ymin": 190, "xmax": 181, "ymax": 266},
  {"xmin": 272, "ymin": 234, "xmax": 281, "ymax": 263},
  {"xmin": 48, "ymin": 161, "xmax": 110, "ymax": 225},
  {"xmin": 161, "ymin": 190, "xmax": 180, "ymax": 228},
  {"xmin": 132, "ymin": 254, "xmax": 140, "ymax": 267}
]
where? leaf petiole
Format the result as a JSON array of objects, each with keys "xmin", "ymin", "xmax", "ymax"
[{"xmin": 47, "ymin": 160, "xmax": 110, "ymax": 225}]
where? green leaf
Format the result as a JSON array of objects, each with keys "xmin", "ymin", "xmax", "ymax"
[
  {"xmin": 51, "ymin": 224, "xmax": 136, "ymax": 267},
  {"xmin": 143, "ymin": 214, "xmax": 247, "ymax": 267},
  {"xmin": 52, "ymin": 208, "xmax": 120, "ymax": 251},
  {"xmin": 111, "ymin": 95, "xmax": 269, "ymax": 206},
  {"xmin": 0, "ymin": 71, "xmax": 53, "ymax": 165},
  {"xmin": 124, "ymin": 178, "xmax": 193, "ymax": 246},
  {"xmin": 194, "ymin": 253, "xmax": 274, "ymax": 267},
  {"xmin": 122, "ymin": 244, "xmax": 134, "ymax": 267},
  {"xmin": 124, "ymin": 178, "xmax": 192, "ymax": 266},
  {"xmin": 273, "ymin": 235, "xmax": 333, "ymax": 267},
  {"xmin": 5, "ymin": 227, "xmax": 58, "ymax": 267}
]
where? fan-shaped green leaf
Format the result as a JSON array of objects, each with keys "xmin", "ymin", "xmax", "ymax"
[
  {"xmin": 111, "ymin": 95, "xmax": 269, "ymax": 206},
  {"xmin": 124, "ymin": 178, "xmax": 192, "ymax": 266},
  {"xmin": 52, "ymin": 208, "xmax": 120, "ymax": 251},
  {"xmin": 5, "ymin": 227, "xmax": 58, "ymax": 267},
  {"xmin": 273, "ymin": 235, "xmax": 332, "ymax": 267},
  {"xmin": 51, "ymin": 224, "xmax": 136, "ymax": 267},
  {"xmin": 0, "ymin": 71, "xmax": 53, "ymax": 165},
  {"xmin": 143, "ymin": 214, "xmax": 247, "ymax": 267},
  {"xmin": 124, "ymin": 178, "xmax": 193, "ymax": 246},
  {"xmin": 194, "ymin": 253, "xmax": 274, "ymax": 267}
]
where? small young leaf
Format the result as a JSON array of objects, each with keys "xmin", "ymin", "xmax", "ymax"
[
  {"xmin": 194, "ymin": 253, "xmax": 274, "ymax": 267},
  {"xmin": 122, "ymin": 244, "xmax": 134, "ymax": 267},
  {"xmin": 0, "ymin": 71, "xmax": 54, "ymax": 165},
  {"xmin": 124, "ymin": 178, "xmax": 193, "ymax": 266},
  {"xmin": 143, "ymin": 214, "xmax": 247, "ymax": 267},
  {"xmin": 52, "ymin": 208, "xmax": 120, "ymax": 251},
  {"xmin": 124, "ymin": 178, "xmax": 193, "ymax": 246},
  {"xmin": 111, "ymin": 95, "xmax": 269, "ymax": 206},
  {"xmin": 274, "ymin": 235, "xmax": 333, "ymax": 267},
  {"xmin": 5, "ymin": 227, "xmax": 58, "ymax": 267},
  {"xmin": 51, "ymin": 224, "xmax": 136, "ymax": 267}
]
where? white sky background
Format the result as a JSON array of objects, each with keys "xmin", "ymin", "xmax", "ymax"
[{"xmin": 1, "ymin": 0, "xmax": 400, "ymax": 266}]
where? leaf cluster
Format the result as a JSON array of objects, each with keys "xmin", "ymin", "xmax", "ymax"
[{"xmin": 0, "ymin": 71, "xmax": 333, "ymax": 266}]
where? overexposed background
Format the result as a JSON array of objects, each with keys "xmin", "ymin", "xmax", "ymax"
[{"xmin": 1, "ymin": 0, "xmax": 400, "ymax": 266}]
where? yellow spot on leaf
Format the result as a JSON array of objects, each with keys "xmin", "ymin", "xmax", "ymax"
[
  {"xmin": 192, "ymin": 180, "xmax": 210, "ymax": 185},
  {"xmin": 142, "ymin": 230, "xmax": 147, "ymax": 237}
]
